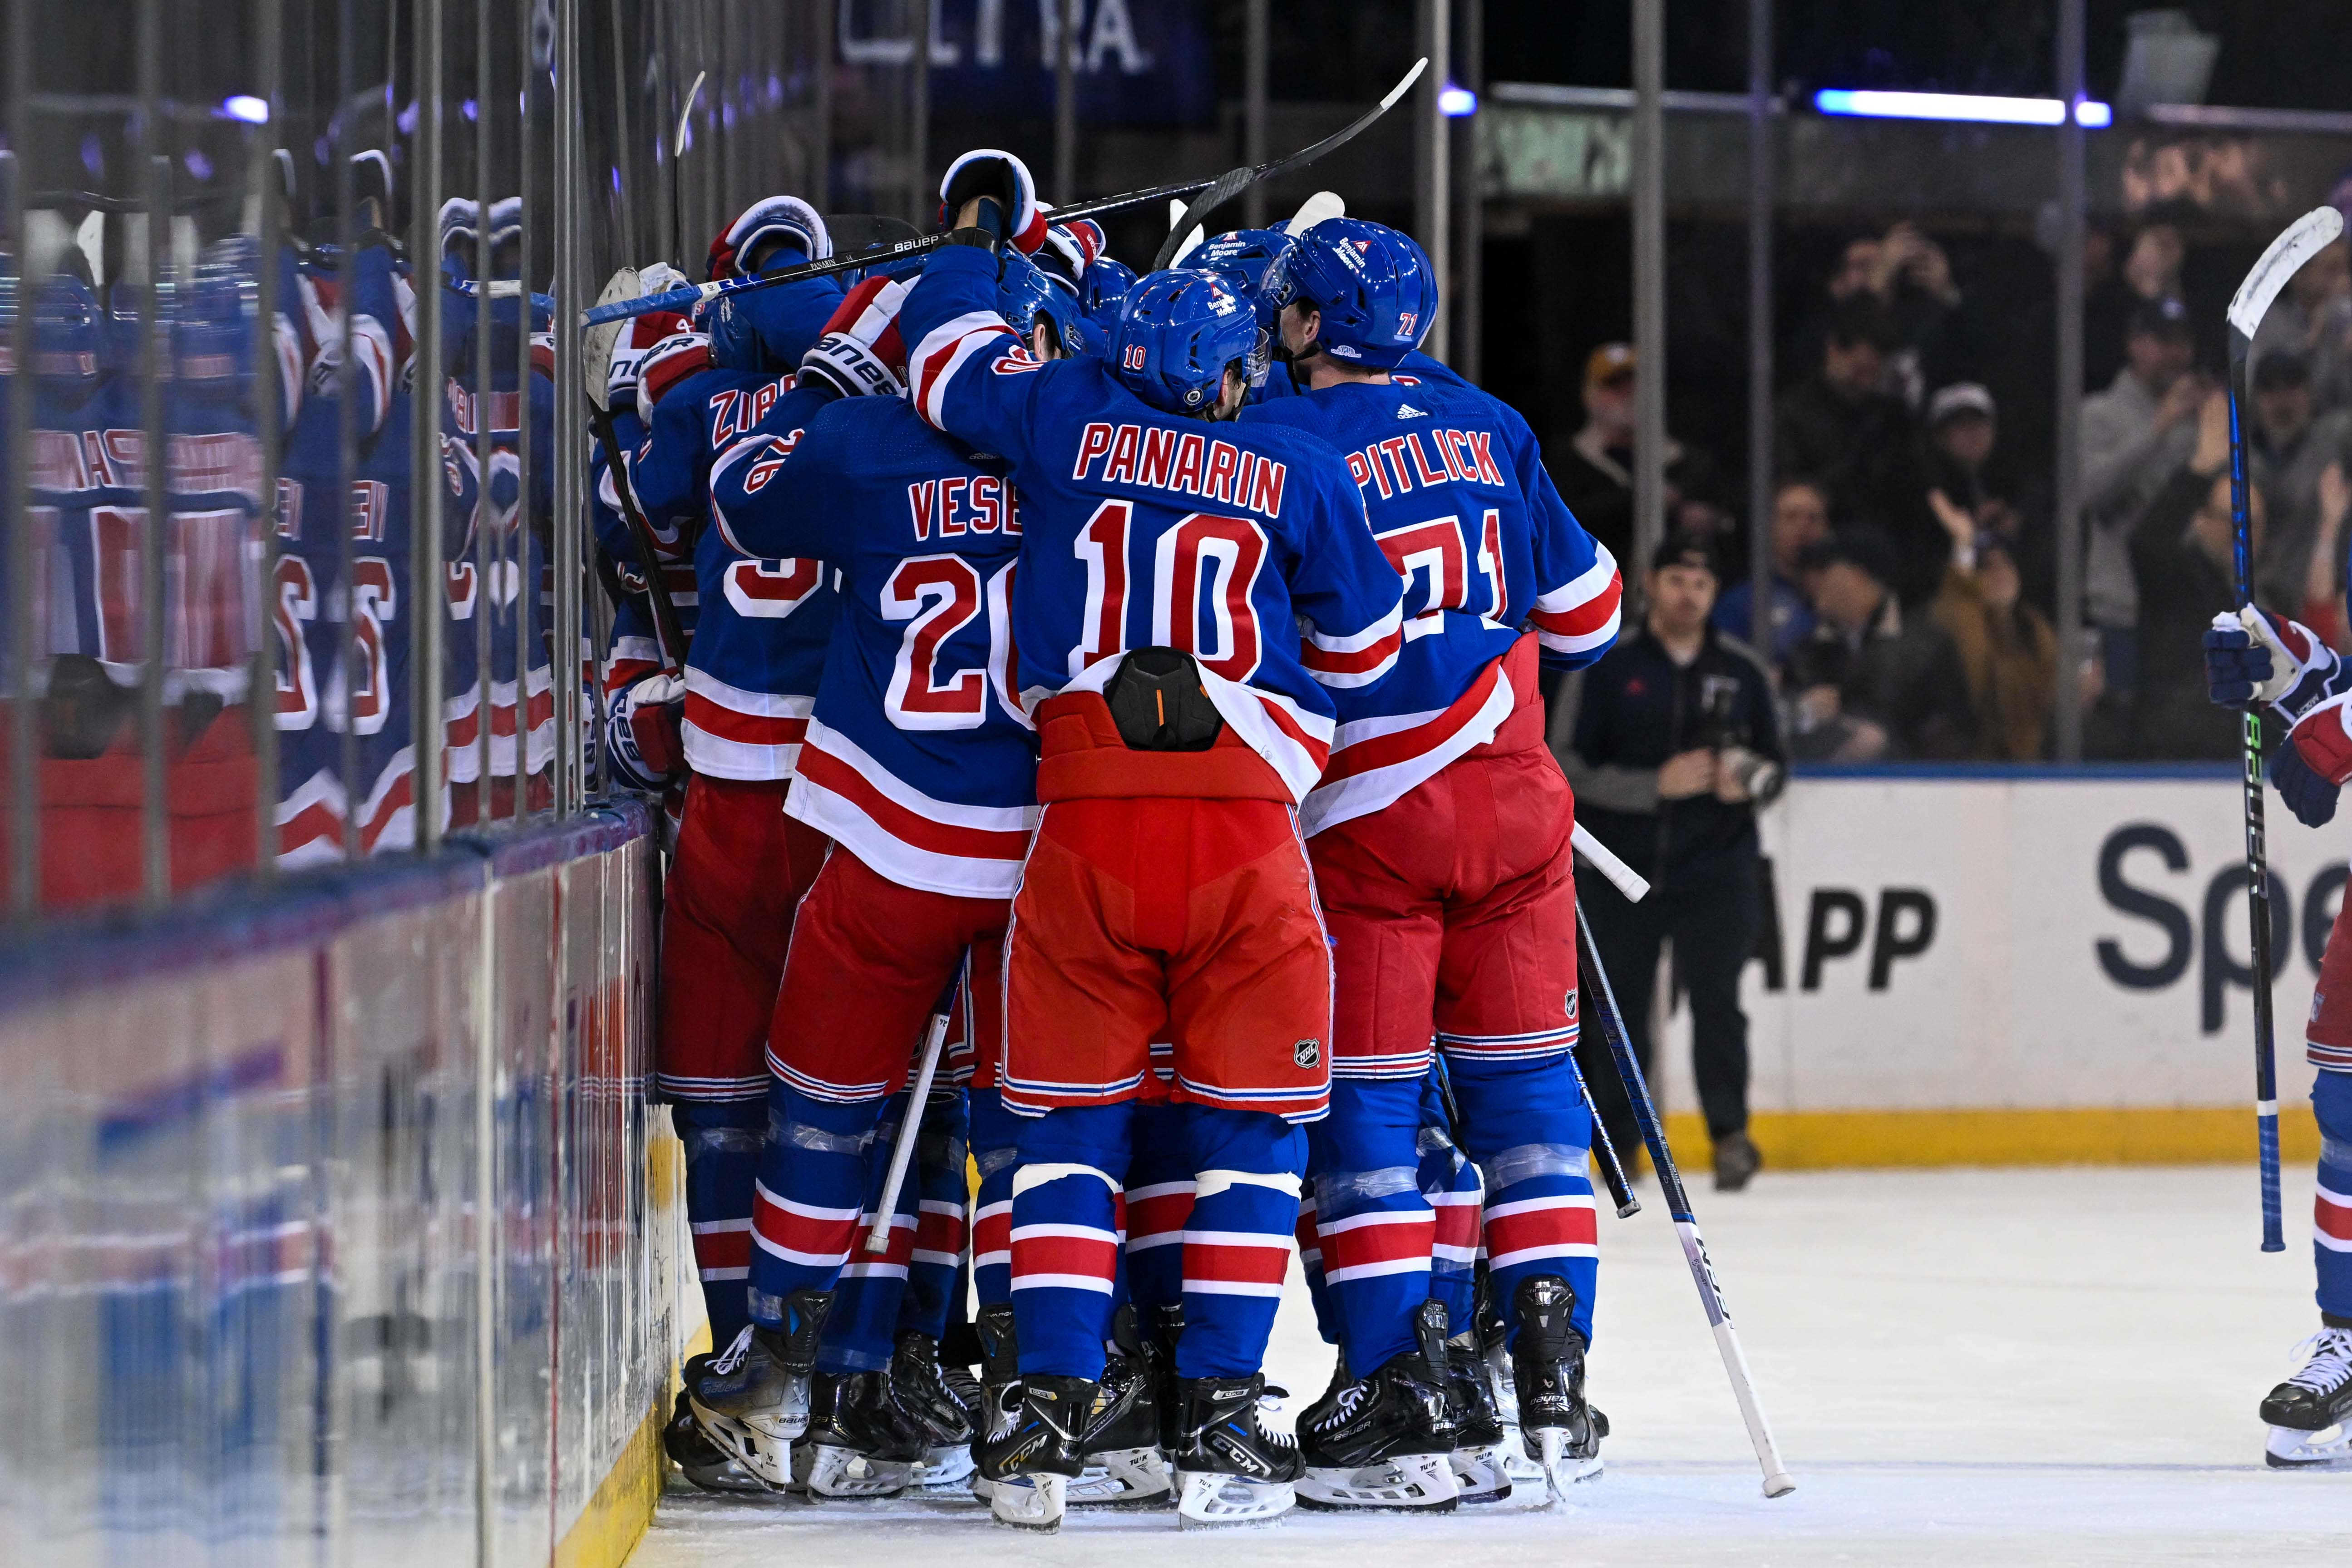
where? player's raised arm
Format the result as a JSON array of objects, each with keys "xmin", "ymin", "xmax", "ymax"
[
  {"xmin": 626, "ymin": 329, "xmax": 721, "ymax": 528},
  {"xmin": 899, "ymin": 151, "xmax": 1058, "ymax": 463}
]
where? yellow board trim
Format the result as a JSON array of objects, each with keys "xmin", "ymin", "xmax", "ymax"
[
  {"xmin": 1658, "ymin": 1104, "xmax": 2322, "ymax": 1169},
  {"xmin": 554, "ymin": 1397, "xmax": 664, "ymax": 1568}
]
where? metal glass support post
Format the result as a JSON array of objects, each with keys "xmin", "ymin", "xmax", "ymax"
[
  {"xmin": 1415, "ymin": 0, "xmax": 1450, "ymax": 363},
  {"xmin": 249, "ymin": 0, "xmax": 284, "ymax": 881},
  {"xmin": 136, "ymin": 0, "xmax": 168, "ymax": 905},
  {"xmin": 411, "ymin": 0, "xmax": 449, "ymax": 853},
  {"xmin": 814, "ymin": 0, "xmax": 833, "ymax": 210},
  {"xmin": 518, "ymin": 0, "xmax": 538, "ymax": 819},
  {"xmin": 1746, "ymin": 0, "xmax": 1774, "ymax": 648},
  {"xmin": 336, "ymin": 0, "xmax": 362, "ymax": 856},
  {"xmin": 1454, "ymin": 0, "xmax": 1481, "ymax": 385},
  {"xmin": 2055, "ymin": 0, "xmax": 2086, "ymax": 760},
  {"xmin": 475, "ymin": 0, "xmax": 496, "ymax": 819},
  {"xmin": 553, "ymin": 0, "xmax": 582, "ymax": 814},
  {"xmin": 1631, "ymin": 0, "xmax": 1667, "ymax": 574},
  {"xmin": 1054, "ymin": 0, "xmax": 1076, "ymax": 203},
  {"xmin": 1242, "ymin": 0, "xmax": 1267, "ymax": 227},
  {"xmin": 7, "ymin": 0, "xmax": 39, "ymax": 916},
  {"xmin": 911, "ymin": 0, "xmax": 932, "ymax": 227}
]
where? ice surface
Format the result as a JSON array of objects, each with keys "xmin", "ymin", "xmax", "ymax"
[{"xmin": 635, "ymin": 1165, "xmax": 2349, "ymax": 1567}]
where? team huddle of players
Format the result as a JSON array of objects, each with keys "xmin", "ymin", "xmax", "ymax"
[{"xmin": 592, "ymin": 148, "xmax": 1624, "ymax": 1530}]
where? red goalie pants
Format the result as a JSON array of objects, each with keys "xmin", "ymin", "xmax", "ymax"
[
  {"xmin": 1307, "ymin": 690, "xmax": 1581, "ymax": 1073},
  {"xmin": 657, "ymin": 773, "xmax": 831, "ymax": 1105},
  {"xmin": 767, "ymin": 845, "xmax": 1009, "ymax": 1100},
  {"xmin": 1004, "ymin": 795, "xmax": 1333, "ymax": 1122}
]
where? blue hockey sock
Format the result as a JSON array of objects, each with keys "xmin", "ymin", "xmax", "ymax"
[
  {"xmin": 748, "ymin": 1081, "xmax": 884, "ymax": 1329},
  {"xmin": 1124, "ymin": 1101, "xmax": 1193, "ymax": 1320},
  {"xmin": 2315, "ymin": 1070, "xmax": 2352, "ymax": 1323},
  {"xmin": 1445, "ymin": 1049, "xmax": 1599, "ymax": 1344},
  {"xmin": 675, "ymin": 1097, "xmax": 765, "ymax": 1350},
  {"xmin": 821, "ymin": 1093, "xmax": 918, "ymax": 1373},
  {"xmin": 895, "ymin": 1088, "xmax": 971, "ymax": 1344},
  {"xmin": 1305, "ymin": 1076, "xmax": 1431, "ymax": 1376},
  {"xmin": 1423, "ymin": 1120, "xmax": 1482, "ymax": 1339},
  {"xmin": 1179, "ymin": 1107, "xmax": 1307, "ymax": 1380},
  {"xmin": 969, "ymin": 1087, "xmax": 1021, "ymax": 1309},
  {"xmin": 1010, "ymin": 1101, "xmax": 1133, "ymax": 1379}
]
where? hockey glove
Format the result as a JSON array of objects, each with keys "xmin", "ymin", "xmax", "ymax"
[
  {"xmin": 799, "ymin": 276, "xmax": 910, "ymax": 400},
  {"xmin": 606, "ymin": 672, "xmax": 687, "ymax": 791},
  {"xmin": 635, "ymin": 331, "xmax": 714, "ymax": 424},
  {"xmin": 2204, "ymin": 606, "xmax": 2341, "ymax": 720},
  {"xmin": 939, "ymin": 149, "xmax": 1048, "ymax": 255},
  {"xmin": 2272, "ymin": 729, "xmax": 2342, "ymax": 829}
]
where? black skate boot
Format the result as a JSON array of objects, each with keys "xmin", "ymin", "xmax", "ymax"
[
  {"xmin": 799, "ymin": 1369, "xmax": 923, "ymax": 1498},
  {"xmin": 687, "ymin": 1289, "xmax": 834, "ymax": 1489},
  {"xmin": 1169, "ymin": 1373, "xmax": 1302, "ymax": 1528},
  {"xmin": 976, "ymin": 1373, "xmax": 1095, "ymax": 1531},
  {"xmin": 1150, "ymin": 1303, "xmax": 1187, "ymax": 1452},
  {"xmin": 661, "ymin": 1383, "xmax": 766, "ymax": 1493},
  {"xmin": 889, "ymin": 1331, "xmax": 977, "ymax": 1489},
  {"xmin": 968, "ymin": 1303, "xmax": 1021, "ymax": 1503},
  {"xmin": 1445, "ymin": 1329, "xmax": 1512, "ymax": 1504},
  {"xmin": 1070, "ymin": 1304, "xmax": 1172, "ymax": 1506},
  {"xmin": 1509, "ymin": 1275, "xmax": 1607, "ymax": 1499},
  {"xmin": 1295, "ymin": 1299, "xmax": 1460, "ymax": 1513},
  {"xmin": 2261, "ymin": 1326, "xmax": 2352, "ymax": 1468}
]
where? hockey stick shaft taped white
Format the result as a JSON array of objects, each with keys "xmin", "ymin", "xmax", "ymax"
[
  {"xmin": 1573, "ymin": 821, "xmax": 1650, "ymax": 903},
  {"xmin": 1676, "ymin": 1219, "xmax": 1796, "ymax": 1497},
  {"xmin": 864, "ymin": 1008, "xmax": 952, "ymax": 1254}
]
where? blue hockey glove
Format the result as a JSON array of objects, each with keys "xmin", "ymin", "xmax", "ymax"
[
  {"xmin": 2205, "ymin": 607, "xmax": 2340, "ymax": 719},
  {"xmin": 2270, "ymin": 735, "xmax": 2341, "ymax": 829}
]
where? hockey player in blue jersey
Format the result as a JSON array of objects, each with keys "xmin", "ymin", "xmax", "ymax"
[
  {"xmin": 2204, "ymin": 609, "xmax": 2352, "ymax": 1466},
  {"xmin": 898, "ymin": 151, "xmax": 1404, "ymax": 1530},
  {"xmin": 1240, "ymin": 216, "xmax": 1624, "ymax": 1506}
]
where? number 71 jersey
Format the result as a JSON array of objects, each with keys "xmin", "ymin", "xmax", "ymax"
[{"xmin": 1240, "ymin": 375, "xmax": 1622, "ymax": 834}]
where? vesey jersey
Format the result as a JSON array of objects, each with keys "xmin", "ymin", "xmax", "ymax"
[
  {"xmin": 708, "ymin": 394, "xmax": 1037, "ymax": 899},
  {"xmin": 900, "ymin": 245, "xmax": 1403, "ymax": 801},
  {"xmin": 635, "ymin": 367, "xmax": 839, "ymax": 779},
  {"xmin": 589, "ymin": 402, "xmax": 700, "ymax": 691},
  {"xmin": 1241, "ymin": 375, "xmax": 1622, "ymax": 834}
]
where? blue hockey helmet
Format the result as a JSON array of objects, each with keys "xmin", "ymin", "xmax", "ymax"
[
  {"xmin": 34, "ymin": 274, "xmax": 106, "ymax": 392},
  {"xmin": 1109, "ymin": 268, "xmax": 1258, "ymax": 415},
  {"xmin": 1190, "ymin": 227, "xmax": 1295, "ymax": 328},
  {"xmin": 997, "ymin": 249, "xmax": 1099, "ymax": 360},
  {"xmin": 705, "ymin": 270, "xmax": 845, "ymax": 374},
  {"xmin": 173, "ymin": 238, "xmax": 261, "ymax": 394},
  {"xmin": 1263, "ymin": 217, "xmax": 1435, "ymax": 370},
  {"xmin": 1078, "ymin": 256, "xmax": 1135, "ymax": 343}
]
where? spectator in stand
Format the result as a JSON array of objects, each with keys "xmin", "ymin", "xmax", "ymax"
[
  {"xmin": 1548, "ymin": 341, "xmax": 1731, "ymax": 574},
  {"xmin": 1925, "ymin": 382, "xmax": 2054, "ymax": 622},
  {"xmin": 1928, "ymin": 489, "xmax": 2062, "ymax": 760},
  {"xmin": 1775, "ymin": 297, "xmax": 1940, "ymax": 605},
  {"xmin": 1713, "ymin": 477, "xmax": 1829, "ymax": 672},
  {"xmin": 2081, "ymin": 294, "xmax": 2206, "ymax": 710},
  {"xmin": 1553, "ymin": 535, "xmax": 1782, "ymax": 1191},
  {"xmin": 2301, "ymin": 461, "xmax": 2352, "ymax": 649},
  {"xmin": 1784, "ymin": 533, "xmax": 1976, "ymax": 762},
  {"xmin": 2250, "ymin": 234, "xmax": 2352, "ymax": 414},
  {"xmin": 2130, "ymin": 390, "xmax": 2269, "ymax": 759},
  {"xmin": 2249, "ymin": 350, "xmax": 2352, "ymax": 613},
  {"xmin": 1800, "ymin": 223, "xmax": 1972, "ymax": 409}
]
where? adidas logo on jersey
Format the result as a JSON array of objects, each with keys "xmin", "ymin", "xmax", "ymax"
[{"xmin": 1396, "ymin": 403, "xmax": 1427, "ymax": 419}]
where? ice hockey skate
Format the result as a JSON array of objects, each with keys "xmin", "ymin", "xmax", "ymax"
[
  {"xmin": 1067, "ymin": 1308, "xmax": 1172, "ymax": 1506},
  {"xmin": 1295, "ymin": 1302, "xmax": 1460, "ymax": 1513},
  {"xmin": 1445, "ymin": 1330, "xmax": 1513, "ymax": 1504},
  {"xmin": 661, "ymin": 1383, "xmax": 767, "ymax": 1494},
  {"xmin": 1509, "ymin": 1276, "xmax": 1607, "ymax": 1499},
  {"xmin": 975, "ymin": 1373, "xmax": 1095, "ymax": 1531},
  {"xmin": 2262, "ymin": 1326, "xmax": 2352, "ymax": 1469},
  {"xmin": 967, "ymin": 1303, "xmax": 1020, "ymax": 1502},
  {"xmin": 887, "ymin": 1332, "xmax": 977, "ymax": 1489},
  {"xmin": 796, "ymin": 1370, "xmax": 922, "ymax": 1499},
  {"xmin": 686, "ymin": 1290, "xmax": 834, "ymax": 1489},
  {"xmin": 1169, "ymin": 1373, "xmax": 1302, "ymax": 1528}
]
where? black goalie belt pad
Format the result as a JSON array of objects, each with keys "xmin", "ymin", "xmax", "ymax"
[{"xmin": 1104, "ymin": 647, "xmax": 1225, "ymax": 752}]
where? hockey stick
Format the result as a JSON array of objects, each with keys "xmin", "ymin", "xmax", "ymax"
[
  {"xmin": 583, "ymin": 57, "xmax": 1429, "ymax": 327},
  {"xmin": 1578, "ymin": 1058, "xmax": 1641, "ymax": 1219},
  {"xmin": 582, "ymin": 266, "xmax": 687, "ymax": 673},
  {"xmin": 1572, "ymin": 820, "xmax": 1651, "ymax": 904},
  {"xmin": 1575, "ymin": 894, "xmax": 1795, "ymax": 1498},
  {"xmin": 1149, "ymin": 59, "xmax": 1424, "ymax": 271},
  {"xmin": 864, "ymin": 970, "xmax": 964, "ymax": 1254},
  {"xmin": 2224, "ymin": 203, "xmax": 2344, "ymax": 1254},
  {"xmin": 670, "ymin": 69, "xmax": 705, "ymax": 274}
]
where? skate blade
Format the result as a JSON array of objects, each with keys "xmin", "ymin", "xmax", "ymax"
[
  {"xmin": 1531, "ymin": 1427, "xmax": 1603, "ymax": 1504},
  {"xmin": 1176, "ymin": 1470, "xmax": 1296, "ymax": 1528},
  {"xmin": 2266, "ymin": 1422, "xmax": 2352, "ymax": 1469},
  {"xmin": 989, "ymin": 1473, "xmax": 1069, "ymax": 1532},
  {"xmin": 802, "ymin": 1443, "xmax": 916, "ymax": 1499},
  {"xmin": 1495, "ymin": 1423, "xmax": 1546, "ymax": 1485},
  {"xmin": 1297, "ymin": 1450, "xmax": 1459, "ymax": 1513},
  {"xmin": 915, "ymin": 1444, "xmax": 976, "ymax": 1490},
  {"xmin": 1448, "ymin": 1446, "xmax": 1513, "ymax": 1506},
  {"xmin": 685, "ymin": 1395, "xmax": 801, "ymax": 1489},
  {"xmin": 1067, "ymin": 1446, "xmax": 1174, "ymax": 1506}
]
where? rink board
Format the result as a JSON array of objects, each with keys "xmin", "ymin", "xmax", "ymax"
[{"xmin": 1652, "ymin": 769, "xmax": 2333, "ymax": 1166}]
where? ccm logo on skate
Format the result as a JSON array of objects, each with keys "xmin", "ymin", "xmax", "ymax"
[{"xmin": 2096, "ymin": 823, "xmax": 2346, "ymax": 1034}]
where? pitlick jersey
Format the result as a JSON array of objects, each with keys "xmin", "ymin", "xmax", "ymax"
[
  {"xmin": 633, "ymin": 367, "xmax": 838, "ymax": 779},
  {"xmin": 1240, "ymin": 375, "xmax": 1622, "ymax": 833},
  {"xmin": 709, "ymin": 394, "xmax": 1036, "ymax": 899},
  {"xmin": 899, "ymin": 245, "xmax": 1403, "ymax": 801}
]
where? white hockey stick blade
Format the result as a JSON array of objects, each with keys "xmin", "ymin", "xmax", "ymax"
[
  {"xmin": 1572, "ymin": 821, "xmax": 1650, "ymax": 903},
  {"xmin": 1169, "ymin": 197, "xmax": 1187, "ymax": 231},
  {"xmin": 1285, "ymin": 191, "xmax": 1345, "ymax": 237},
  {"xmin": 583, "ymin": 266, "xmax": 641, "ymax": 413},
  {"xmin": 1171, "ymin": 226, "xmax": 1208, "ymax": 266},
  {"xmin": 2228, "ymin": 205, "xmax": 2344, "ymax": 341},
  {"xmin": 676, "ymin": 70, "xmax": 707, "ymax": 158}
]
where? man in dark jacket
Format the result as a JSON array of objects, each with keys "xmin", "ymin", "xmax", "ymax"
[
  {"xmin": 1555, "ymin": 537, "xmax": 1784, "ymax": 1191},
  {"xmin": 1775, "ymin": 298, "xmax": 1941, "ymax": 603},
  {"xmin": 1785, "ymin": 533, "xmax": 1977, "ymax": 761}
]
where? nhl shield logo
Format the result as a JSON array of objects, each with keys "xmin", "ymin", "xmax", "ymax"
[
  {"xmin": 1565, "ymin": 989, "xmax": 1579, "ymax": 1022},
  {"xmin": 1293, "ymin": 1037, "xmax": 1322, "ymax": 1068}
]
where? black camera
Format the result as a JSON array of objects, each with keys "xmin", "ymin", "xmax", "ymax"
[{"xmin": 1695, "ymin": 678, "xmax": 1785, "ymax": 806}]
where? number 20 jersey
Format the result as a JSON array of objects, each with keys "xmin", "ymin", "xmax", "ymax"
[{"xmin": 1240, "ymin": 375, "xmax": 1622, "ymax": 833}]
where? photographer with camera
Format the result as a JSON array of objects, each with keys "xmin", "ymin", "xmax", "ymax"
[{"xmin": 1550, "ymin": 536, "xmax": 1785, "ymax": 1190}]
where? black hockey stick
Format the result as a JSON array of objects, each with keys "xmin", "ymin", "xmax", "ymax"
[
  {"xmin": 1576, "ymin": 894, "xmax": 1794, "ymax": 1498},
  {"xmin": 2223, "ymin": 203, "xmax": 2344, "ymax": 1253},
  {"xmin": 587, "ymin": 407, "xmax": 685, "ymax": 676},
  {"xmin": 582, "ymin": 57, "xmax": 1428, "ymax": 327},
  {"xmin": 1147, "ymin": 57, "xmax": 1426, "ymax": 271}
]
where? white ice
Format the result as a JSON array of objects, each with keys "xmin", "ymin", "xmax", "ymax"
[{"xmin": 635, "ymin": 1164, "xmax": 2350, "ymax": 1567}]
